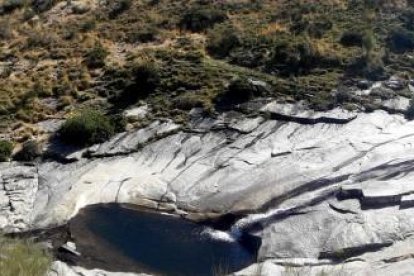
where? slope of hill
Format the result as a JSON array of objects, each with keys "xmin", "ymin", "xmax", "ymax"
[
  {"xmin": 1, "ymin": 1, "xmax": 414, "ymax": 276},
  {"xmin": 0, "ymin": 0, "xmax": 414, "ymax": 144}
]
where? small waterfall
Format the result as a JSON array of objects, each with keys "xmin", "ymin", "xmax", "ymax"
[
  {"xmin": 200, "ymin": 227, "xmax": 237, "ymax": 243},
  {"xmin": 230, "ymin": 207, "xmax": 293, "ymax": 234},
  {"xmin": 202, "ymin": 207, "xmax": 294, "ymax": 242}
]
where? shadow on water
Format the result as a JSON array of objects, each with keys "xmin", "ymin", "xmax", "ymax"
[{"xmin": 69, "ymin": 204, "xmax": 260, "ymax": 276}]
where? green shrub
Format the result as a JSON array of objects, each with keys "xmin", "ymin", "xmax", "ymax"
[
  {"xmin": 387, "ymin": 27, "xmax": 414, "ymax": 53},
  {"xmin": 84, "ymin": 44, "xmax": 109, "ymax": 68},
  {"xmin": 179, "ymin": 8, "xmax": 227, "ymax": 32},
  {"xmin": 207, "ymin": 25, "xmax": 240, "ymax": 58},
  {"xmin": 216, "ymin": 77, "xmax": 264, "ymax": 106},
  {"xmin": 346, "ymin": 55, "xmax": 386, "ymax": 81},
  {"xmin": 13, "ymin": 140, "xmax": 41, "ymax": 162},
  {"xmin": 308, "ymin": 19, "xmax": 333, "ymax": 38},
  {"xmin": 0, "ymin": 140, "xmax": 13, "ymax": 162},
  {"xmin": 22, "ymin": 7, "xmax": 35, "ymax": 20},
  {"xmin": 0, "ymin": 237, "xmax": 51, "ymax": 276},
  {"xmin": 111, "ymin": 62, "xmax": 160, "ymax": 108},
  {"xmin": 399, "ymin": 8, "xmax": 414, "ymax": 31},
  {"xmin": 173, "ymin": 92, "xmax": 205, "ymax": 110},
  {"xmin": 110, "ymin": 113, "xmax": 127, "ymax": 132},
  {"xmin": 127, "ymin": 27, "xmax": 158, "ymax": 43},
  {"xmin": 291, "ymin": 18, "xmax": 332, "ymax": 38},
  {"xmin": 108, "ymin": 0, "xmax": 131, "ymax": 19},
  {"xmin": 0, "ymin": 20, "xmax": 12, "ymax": 40},
  {"xmin": 0, "ymin": 0, "xmax": 25, "ymax": 15},
  {"xmin": 80, "ymin": 20, "xmax": 96, "ymax": 32},
  {"xmin": 59, "ymin": 110, "xmax": 115, "ymax": 146},
  {"xmin": 26, "ymin": 31, "xmax": 54, "ymax": 49},
  {"xmin": 132, "ymin": 62, "xmax": 160, "ymax": 92},
  {"xmin": 362, "ymin": 30, "xmax": 376, "ymax": 57},
  {"xmin": 340, "ymin": 31, "xmax": 363, "ymax": 47},
  {"xmin": 267, "ymin": 40, "xmax": 317, "ymax": 75},
  {"xmin": 31, "ymin": 0, "xmax": 57, "ymax": 13}
]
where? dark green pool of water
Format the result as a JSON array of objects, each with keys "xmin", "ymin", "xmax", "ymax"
[{"xmin": 69, "ymin": 204, "xmax": 258, "ymax": 276}]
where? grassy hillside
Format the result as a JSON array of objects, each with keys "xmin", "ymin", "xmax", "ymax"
[{"xmin": 0, "ymin": 0, "xmax": 413, "ymax": 142}]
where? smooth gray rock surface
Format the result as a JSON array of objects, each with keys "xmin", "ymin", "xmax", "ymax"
[
  {"xmin": 381, "ymin": 96, "xmax": 410, "ymax": 113},
  {"xmin": 260, "ymin": 101, "xmax": 357, "ymax": 123},
  {"xmin": 49, "ymin": 261, "xmax": 148, "ymax": 276},
  {"xmin": 1, "ymin": 106, "xmax": 414, "ymax": 275},
  {"xmin": 0, "ymin": 163, "xmax": 38, "ymax": 232}
]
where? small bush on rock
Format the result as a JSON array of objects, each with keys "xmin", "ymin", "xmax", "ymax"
[
  {"xmin": 0, "ymin": 140, "xmax": 13, "ymax": 162},
  {"xmin": 59, "ymin": 110, "xmax": 115, "ymax": 146},
  {"xmin": 216, "ymin": 77, "xmax": 266, "ymax": 106},
  {"xmin": 108, "ymin": 0, "xmax": 131, "ymax": 19}
]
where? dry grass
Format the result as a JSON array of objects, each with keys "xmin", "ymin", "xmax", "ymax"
[
  {"xmin": 0, "ymin": 0, "xmax": 411, "ymax": 140},
  {"xmin": 0, "ymin": 236, "xmax": 52, "ymax": 276}
]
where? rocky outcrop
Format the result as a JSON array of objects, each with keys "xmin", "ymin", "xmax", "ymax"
[
  {"xmin": 1, "ymin": 104, "xmax": 414, "ymax": 274},
  {"xmin": 0, "ymin": 163, "xmax": 39, "ymax": 232},
  {"xmin": 260, "ymin": 101, "xmax": 357, "ymax": 124}
]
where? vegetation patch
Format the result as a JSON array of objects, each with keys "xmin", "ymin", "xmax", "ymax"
[
  {"xmin": 0, "ymin": 236, "xmax": 51, "ymax": 276},
  {"xmin": 0, "ymin": 0, "xmax": 414, "ymax": 139},
  {"xmin": 0, "ymin": 140, "xmax": 13, "ymax": 162},
  {"xmin": 179, "ymin": 7, "xmax": 227, "ymax": 32},
  {"xmin": 84, "ymin": 44, "xmax": 109, "ymax": 69},
  {"xmin": 59, "ymin": 110, "xmax": 115, "ymax": 146}
]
